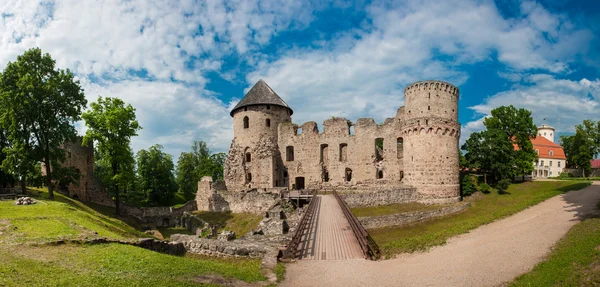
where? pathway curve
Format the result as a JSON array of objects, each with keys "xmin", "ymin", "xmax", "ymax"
[{"xmin": 282, "ymin": 182, "xmax": 600, "ymax": 287}]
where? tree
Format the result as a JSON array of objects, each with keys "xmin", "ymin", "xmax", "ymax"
[
  {"xmin": 82, "ymin": 97, "xmax": 141, "ymax": 214},
  {"xmin": 0, "ymin": 48, "xmax": 87, "ymax": 198},
  {"xmin": 560, "ymin": 135, "xmax": 575, "ymax": 168},
  {"xmin": 462, "ymin": 105, "xmax": 538, "ymax": 182},
  {"xmin": 176, "ymin": 141, "xmax": 226, "ymax": 201},
  {"xmin": 0, "ymin": 128, "xmax": 16, "ymax": 188},
  {"xmin": 137, "ymin": 144, "xmax": 177, "ymax": 206}
]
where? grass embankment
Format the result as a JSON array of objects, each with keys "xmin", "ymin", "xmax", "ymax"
[
  {"xmin": 370, "ymin": 181, "xmax": 592, "ymax": 257},
  {"xmin": 0, "ymin": 188, "xmax": 266, "ymax": 285},
  {"xmin": 511, "ymin": 210, "xmax": 600, "ymax": 286},
  {"xmin": 0, "ymin": 244, "xmax": 264, "ymax": 286},
  {"xmin": 191, "ymin": 211, "xmax": 263, "ymax": 238},
  {"xmin": 351, "ymin": 202, "xmax": 450, "ymax": 217}
]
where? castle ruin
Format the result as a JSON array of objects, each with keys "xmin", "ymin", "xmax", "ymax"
[{"xmin": 197, "ymin": 79, "xmax": 461, "ymax": 212}]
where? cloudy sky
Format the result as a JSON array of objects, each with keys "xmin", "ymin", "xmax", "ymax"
[{"xmin": 1, "ymin": 0, "xmax": 599, "ymax": 158}]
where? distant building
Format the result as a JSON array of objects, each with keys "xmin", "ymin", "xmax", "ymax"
[
  {"xmin": 590, "ymin": 159, "xmax": 600, "ymax": 169},
  {"xmin": 532, "ymin": 124, "xmax": 565, "ymax": 178}
]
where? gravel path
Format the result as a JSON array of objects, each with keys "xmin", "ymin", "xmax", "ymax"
[{"xmin": 282, "ymin": 182, "xmax": 600, "ymax": 287}]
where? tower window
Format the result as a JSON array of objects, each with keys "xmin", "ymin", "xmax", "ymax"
[
  {"xmin": 397, "ymin": 138, "xmax": 403, "ymax": 159},
  {"xmin": 246, "ymin": 173, "xmax": 252, "ymax": 183},
  {"xmin": 428, "ymin": 106, "xmax": 430, "ymax": 110},
  {"xmin": 245, "ymin": 152, "xmax": 251, "ymax": 163},
  {"xmin": 377, "ymin": 170, "xmax": 383, "ymax": 179},
  {"xmin": 339, "ymin": 143, "xmax": 348, "ymax": 162},
  {"xmin": 266, "ymin": 119, "xmax": 271, "ymax": 127},
  {"xmin": 286, "ymin": 146, "xmax": 294, "ymax": 161},
  {"xmin": 243, "ymin": 116, "xmax": 249, "ymax": 129}
]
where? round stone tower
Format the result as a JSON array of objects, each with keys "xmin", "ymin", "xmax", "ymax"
[
  {"xmin": 537, "ymin": 123, "xmax": 555, "ymax": 143},
  {"xmin": 225, "ymin": 79, "xmax": 292, "ymax": 191},
  {"xmin": 402, "ymin": 80, "xmax": 461, "ymax": 204}
]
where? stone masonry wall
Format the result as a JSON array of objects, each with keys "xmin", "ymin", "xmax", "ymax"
[
  {"xmin": 171, "ymin": 234, "xmax": 269, "ymax": 258},
  {"xmin": 358, "ymin": 202, "xmax": 470, "ymax": 229},
  {"xmin": 196, "ymin": 176, "xmax": 279, "ymax": 214},
  {"xmin": 340, "ymin": 187, "xmax": 418, "ymax": 208}
]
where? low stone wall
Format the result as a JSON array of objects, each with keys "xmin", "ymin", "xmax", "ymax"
[
  {"xmin": 122, "ymin": 200, "xmax": 197, "ymax": 227},
  {"xmin": 170, "ymin": 234, "xmax": 270, "ymax": 258},
  {"xmin": 358, "ymin": 202, "xmax": 470, "ymax": 229},
  {"xmin": 340, "ymin": 187, "xmax": 418, "ymax": 208},
  {"xmin": 562, "ymin": 168, "xmax": 600, "ymax": 177}
]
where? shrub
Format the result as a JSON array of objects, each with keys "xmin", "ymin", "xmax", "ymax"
[
  {"xmin": 496, "ymin": 179, "xmax": 511, "ymax": 194},
  {"xmin": 479, "ymin": 183, "xmax": 491, "ymax": 194},
  {"xmin": 558, "ymin": 172, "xmax": 574, "ymax": 179},
  {"xmin": 460, "ymin": 174, "xmax": 477, "ymax": 196}
]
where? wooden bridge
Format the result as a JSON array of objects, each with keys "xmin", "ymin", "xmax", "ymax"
[{"xmin": 283, "ymin": 190, "xmax": 380, "ymax": 261}]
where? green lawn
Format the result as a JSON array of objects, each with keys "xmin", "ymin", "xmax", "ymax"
[
  {"xmin": 351, "ymin": 202, "xmax": 451, "ymax": 217},
  {"xmin": 0, "ymin": 188, "xmax": 146, "ymax": 243},
  {"xmin": 0, "ymin": 188, "xmax": 268, "ymax": 285},
  {"xmin": 511, "ymin": 216, "xmax": 600, "ymax": 286},
  {"xmin": 370, "ymin": 181, "xmax": 592, "ymax": 257},
  {"xmin": 0, "ymin": 243, "xmax": 265, "ymax": 286},
  {"xmin": 191, "ymin": 211, "xmax": 263, "ymax": 238}
]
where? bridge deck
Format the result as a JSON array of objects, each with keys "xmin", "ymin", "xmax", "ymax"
[{"xmin": 297, "ymin": 195, "xmax": 364, "ymax": 260}]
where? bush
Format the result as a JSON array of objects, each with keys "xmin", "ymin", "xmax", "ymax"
[
  {"xmin": 496, "ymin": 179, "xmax": 511, "ymax": 194},
  {"xmin": 558, "ymin": 172, "xmax": 574, "ymax": 179},
  {"xmin": 460, "ymin": 174, "xmax": 477, "ymax": 196},
  {"xmin": 479, "ymin": 183, "xmax": 491, "ymax": 194}
]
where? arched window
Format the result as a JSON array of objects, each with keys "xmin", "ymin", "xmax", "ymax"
[
  {"xmin": 266, "ymin": 118, "xmax": 271, "ymax": 127},
  {"xmin": 345, "ymin": 168, "xmax": 352, "ymax": 182},
  {"xmin": 246, "ymin": 173, "xmax": 252, "ymax": 183},
  {"xmin": 549, "ymin": 150, "xmax": 554, "ymax": 156},
  {"xmin": 377, "ymin": 170, "xmax": 383, "ymax": 179},
  {"xmin": 245, "ymin": 152, "xmax": 251, "ymax": 162},
  {"xmin": 339, "ymin": 143, "xmax": 348, "ymax": 162},
  {"xmin": 243, "ymin": 116, "xmax": 249, "ymax": 129}
]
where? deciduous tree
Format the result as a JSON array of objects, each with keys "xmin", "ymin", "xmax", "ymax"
[
  {"xmin": 137, "ymin": 144, "xmax": 177, "ymax": 206},
  {"xmin": 82, "ymin": 97, "xmax": 140, "ymax": 214},
  {"xmin": 0, "ymin": 48, "xmax": 86, "ymax": 198}
]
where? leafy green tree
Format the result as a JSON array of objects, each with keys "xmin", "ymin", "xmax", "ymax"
[
  {"xmin": 137, "ymin": 144, "xmax": 177, "ymax": 206},
  {"xmin": 0, "ymin": 48, "xmax": 86, "ymax": 198},
  {"xmin": 0, "ymin": 128, "xmax": 16, "ymax": 188},
  {"xmin": 82, "ymin": 97, "xmax": 141, "ymax": 214},
  {"xmin": 176, "ymin": 141, "xmax": 226, "ymax": 201},
  {"xmin": 462, "ymin": 105, "xmax": 538, "ymax": 181},
  {"xmin": 560, "ymin": 135, "xmax": 575, "ymax": 168},
  {"xmin": 571, "ymin": 129, "xmax": 593, "ymax": 176}
]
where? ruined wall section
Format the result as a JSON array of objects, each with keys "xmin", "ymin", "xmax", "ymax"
[
  {"xmin": 403, "ymin": 81, "xmax": 460, "ymax": 204},
  {"xmin": 196, "ymin": 177, "xmax": 280, "ymax": 214},
  {"xmin": 43, "ymin": 138, "xmax": 114, "ymax": 206},
  {"xmin": 225, "ymin": 105, "xmax": 291, "ymax": 192},
  {"xmin": 277, "ymin": 117, "xmax": 406, "ymax": 190}
]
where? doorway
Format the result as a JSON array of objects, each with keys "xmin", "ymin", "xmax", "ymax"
[{"xmin": 295, "ymin": 177, "xmax": 305, "ymax": 190}]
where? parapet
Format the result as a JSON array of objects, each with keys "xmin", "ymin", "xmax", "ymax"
[
  {"xmin": 323, "ymin": 117, "xmax": 351, "ymax": 135},
  {"xmin": 404, "ymin": 80, "xmax": 459, "ymax": 96}
]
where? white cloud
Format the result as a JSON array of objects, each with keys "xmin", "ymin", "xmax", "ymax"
[
  {"xmin": 247, "ymin": 0, "xmax": 592, "ymax": 129},
  {"xmin": 80, "ymin": 79, "xmax": 234, "ymax": 157},
  {"xmin": 462, "ymin": 75, "xmax": 600, "ymax": 144}
]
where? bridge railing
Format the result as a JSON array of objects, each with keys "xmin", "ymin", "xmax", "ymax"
[
  {"xmin": 333, "ymin": 190, "xmax": 381, "ymax": 260},
  {"xmin": 282, "ymin": 189, "xmax": 318, "ymax": 260}
]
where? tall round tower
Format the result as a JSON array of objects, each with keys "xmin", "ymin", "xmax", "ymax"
[
  {"xmin": 225, "ymin": 79, "xmax": 292, "ymax": 191},
  {"xmin": 402, "ymin": 80, "xmax": 461, "ymax": 204}
]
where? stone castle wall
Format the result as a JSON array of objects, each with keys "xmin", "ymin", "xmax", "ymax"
[
  {"xmin": 215, "ymin": 79, "xmax": 461, "ymax": 207},
  {"xmin": 196, "ymin": 176, "xmax": 280, "ymax": 214},
  {"xmin": 42, "ymin": 138, "xmax": 114, "ymax": 206}
]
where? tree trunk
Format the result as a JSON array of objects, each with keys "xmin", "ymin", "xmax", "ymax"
[
  {"xmin": 112, "ymin": 162, "xmax": 120, "ymax": 215},
  {"xmin": 484, "ymin": 173, "xmax": 487, "ymax": 184},
  {"xmin": 44, "ymin": 159, "xmax": 54, "ymax": 199},
  {"xmin": 522, "ymin": 175, "xmax": 525, "ymax": 182},
  {"xmin": 20, "ymin": 179, "xmax": 26, "ymax": 194}
]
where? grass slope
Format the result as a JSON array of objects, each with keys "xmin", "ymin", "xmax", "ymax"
[
  {"xmin": 0, "ymin": 188, "xmax": 266, "ymax": 285},
  {"xmin": 192, "ymin": 211, "xmax": 263, "ymax": 238},
  {"xmin": 0, "ymin": 244, "xmax": 264, "ymax": 286},
  {"xmin": 370, "ymin": 181, "xmax": 591, "ymax": 257},
  {"xmin": 511, "ymin": 215, "xmax": 600, "ymax": 286}
]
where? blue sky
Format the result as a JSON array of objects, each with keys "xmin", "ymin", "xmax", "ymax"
[{"xmin": 0, "ymin": 0, "xmax": 599, "ymax": 159}]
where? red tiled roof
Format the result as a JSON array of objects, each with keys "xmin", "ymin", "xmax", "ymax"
[
  {"xmin": 514, "ymin": 136, "xmax": 566, "ymax": 160},
  {"xmin": 591, "ymin": 159, "xmax": 600, "ymax": 168}
]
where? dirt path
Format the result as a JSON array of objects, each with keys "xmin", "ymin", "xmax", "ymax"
[{"xmin": 281, "ymin": 182, "xmax": 600, "ymax": 287}]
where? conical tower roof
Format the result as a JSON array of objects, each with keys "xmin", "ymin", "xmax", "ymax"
[{"xmin": 230, "ymin": 79, "xmax": 293, "ymax": 117}]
